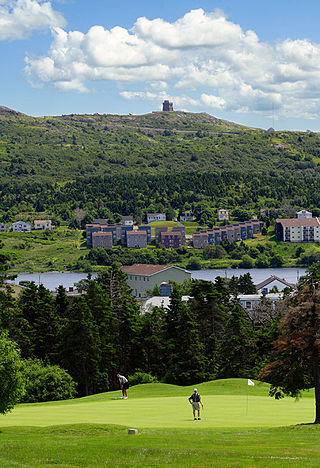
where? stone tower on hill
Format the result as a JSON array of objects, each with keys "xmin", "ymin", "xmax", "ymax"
[{"xmin": 162, "ymin": 100, "xmax": 173, "ymax": 111}]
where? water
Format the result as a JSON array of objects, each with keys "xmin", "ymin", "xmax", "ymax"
[
  {"xmin": 191, "ymin": 268, "xmax": 306, "ymax": 285},
  {"xmin": 12, "ymin": 268, "xmax": 306, "ymax": 291}
]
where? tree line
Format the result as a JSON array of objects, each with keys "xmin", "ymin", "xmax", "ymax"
[{"xmin": 0, "ymin": 264, "xmax": 282, "ymax": 398}]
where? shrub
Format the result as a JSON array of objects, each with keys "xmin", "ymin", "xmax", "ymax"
[
  {"xmin": 128, "ymin": 372, "xmax": 158, "ymax": 386},
  {"xmin": 0, "ymin": 332, "xmax": 25, "ymax": 414},
  {"xmin": 21, "ymin": 359, "xmax": 77, "ymax": 403}
]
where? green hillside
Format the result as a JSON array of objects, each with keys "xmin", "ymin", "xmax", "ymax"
[
  {"xmin": 0, "ymin": 107, "xmax": 320, "ymax": 228},
  {"xmin": 0, "ymin": 107, "xmax": 318, "ymax": 184}
]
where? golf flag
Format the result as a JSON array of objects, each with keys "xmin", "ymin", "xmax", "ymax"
[{"xmin": 248, "ymin": 379, "xmax": 255, "ymax": 386}]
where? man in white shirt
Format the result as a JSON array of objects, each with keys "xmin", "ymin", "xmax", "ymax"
[{"xmin": 117, "ymin": 374, "xmax": 129, "ymax": 399}]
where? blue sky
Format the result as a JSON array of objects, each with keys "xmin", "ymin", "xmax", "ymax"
[{"xmin": 1, "ymin": 0, "xmax": 320, "ymax": 130}]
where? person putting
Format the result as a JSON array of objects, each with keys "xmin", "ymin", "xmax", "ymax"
[
  {"xmin": 117, "ymin": 374, "xmax": 129, "ymax": 399},
  {"xmin": 188, "ymin": 388, "xmax": 203, "ymax": 420}
]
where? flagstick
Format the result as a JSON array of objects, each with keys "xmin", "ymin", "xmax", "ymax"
[{"xmin": 246, "ymin": 383, "xmax": 248, "ymax": 416}]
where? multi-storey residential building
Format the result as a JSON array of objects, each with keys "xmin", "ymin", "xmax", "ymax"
[
  {"xmin": 34, "ymin": 220, "xmax": 52, "ymax": 230},
  {"xmin": 275, "ymin": 218, "xmax": 320, "ymax": 242},
  {"xmin": 160, "ymin": 230, "xmax": 185, "ymax": 248},
  {"xmin": 120, "ymin": 263, "xmax": 191, "ymax": 297},
  {"xmin": 147, "ymin": 213, "xmax": 166, "ymax": 223},
  {"xmin": 193, "ymin": 231, "xmax": 209, "ymax": 249},
  {"xmin": 192, "ymin": 220, "xmax": 264, "ymax": 248},
  {"xmin": 92, "ymin": 231, "xmax": 113, "ymax": 248},
  {"xmin": 121, "ymin": 225, "xmax": 134, "ymax": 244},
  {"xmin": 86, "ymin": 224, "xmax": 102, "ymax": 246},
  {"xmin": 155, "ymin": 227, "xmax": 169, "ymax": 244},
  {"xmin": 138, "ymin": 225, "xmax": 151, "ymax": 244},
  {"xmin": 126, "ymin": 230, "xmax": 147, "ymax": 248}
]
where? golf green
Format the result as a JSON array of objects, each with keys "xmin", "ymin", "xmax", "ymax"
[{"xmin": 0, "ymin": 379, "xmax": 316, "ymax": 428}]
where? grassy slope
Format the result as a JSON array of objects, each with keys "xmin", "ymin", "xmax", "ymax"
[
  {"xmin": 1, "ymin": 225, "xmax": 319, "ymax": 273},
  {"xmin": 0, "ymin": 229, "xmax": 87, "ymax": 273},
  {"xmin": 0, "ymin": 379, "xmax": 319, "ymax": 467}
]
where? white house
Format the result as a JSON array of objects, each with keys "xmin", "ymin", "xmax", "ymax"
[
  {"xmin": 0, "ymin": 223, "xmax": 9, "ymax": 232},
  {"xmin": 217, "ymin": 209, "xmax": 229, "ymax": 221},
  {"xmin": 12, "ymin": 221, "xmax": 31, "ymax": 232},
  {"xmin": 141, "ymin": 295, "xmax": 191, "ymax": 313},
  {"xmin": 147, "ymin": 213, "xmax": 166, "ymax": 223},
  {"xmin": 297, "ymin": 210, "xmax": 312, "ymax": 219},
  {"xmin": 238, "ymin": 293, "xmax": 284, "ymax": 310},
  {"xmin": 34, "ymin": 220, "xmax": 52, "ymax": 230},
  {"xmin": 255, "ymin": 275, "xmax": 295, "ymax": 293},
  {"xmin": 121, "ymin": 216, "xmax": 134, "ymax": 226},
  {"xmin": 180, "ymin": 212, "xmax": 195, "ymax": 222}
]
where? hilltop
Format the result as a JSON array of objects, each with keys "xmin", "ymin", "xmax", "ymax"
[{"xmin": 0, "ymin": 107, "xmax": 318, "ymax": 185}]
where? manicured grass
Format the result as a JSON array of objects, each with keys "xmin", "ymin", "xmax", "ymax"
[{"xmin": 0, "ymin": 379, "xmax": 318, "ymax": 466}]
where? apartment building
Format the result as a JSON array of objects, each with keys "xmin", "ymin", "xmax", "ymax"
[{"xmin": 275, "ymin": 218, "xmax": 320, "ymax": 242}]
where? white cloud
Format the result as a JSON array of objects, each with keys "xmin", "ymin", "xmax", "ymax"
[
  {"xmin": 0, "ymin": 0, "xmax": 66, "ymax": 40},
  {"xmin": 24, "ymin": 8, "xmax": 320, "ymax": 119}
]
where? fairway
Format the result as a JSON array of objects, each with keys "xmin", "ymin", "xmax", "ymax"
[{"xmin": 0, "ymin": 379, "xmax": 315, "ymax": 428}]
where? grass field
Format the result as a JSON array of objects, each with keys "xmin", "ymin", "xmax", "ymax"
[
  {"xmin": 0, "ymin": 379, "xmax": 319, "ymax": 467},
  {"xmin": 0, "ymin": 229, "xmax": 87, "ymax": 273}
]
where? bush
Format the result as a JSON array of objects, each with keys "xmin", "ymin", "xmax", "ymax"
[
  {"xmin": 128, "ymin": 372, "xmax": 158, "ymax": 386},
  {"xmin": 21, "ymin": 359, "xmax": 77, "ymax": 403},
  {"xmin": 0, "ymin": 332, "xmax": 25, "ymax": 414}
]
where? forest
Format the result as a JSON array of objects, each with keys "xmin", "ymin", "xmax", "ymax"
[{"xmin": 0, "ymin": 258, "xmax": 283, "ymax": 400}]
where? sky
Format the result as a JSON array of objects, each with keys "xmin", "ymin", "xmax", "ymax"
[{"xmin": 2, "ymin": 0, "xmax": 320, "ymax": 130}]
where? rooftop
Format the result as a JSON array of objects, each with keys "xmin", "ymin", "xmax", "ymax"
[
  {"xmin": 255, "ymin": 275, "xmax": 296, "ymax": 290},
  {"xmin": 276, "ymin": 218, "xmax": 320, "ymax": 227},
  {"xmin": 120, "ymin": 264, "xmax": 189, "ymax": 276}
]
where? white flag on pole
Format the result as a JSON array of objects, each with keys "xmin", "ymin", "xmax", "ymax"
[{"xmin": 248, "ymin": 379, "xmax": 255, "ymax": 386}]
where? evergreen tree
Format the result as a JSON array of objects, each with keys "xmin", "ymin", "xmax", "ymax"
[
  {"xmin": 140, "ymin": 306, "xmax": 166, "ymax": 378},
  {"xmin": 165, "ymin": 289, "xmax": 206, "ymax": 385},
  {"xmin": 15, "ymin": 283, "xmax": 61, "ymax": 362},
  {"xmin": 96, "ymin": 265, "xmax": 142, "ymax": 378},
  {"xmin": 60, "ymin": 298, "xmax": 101, "ymax": 396},
  {"xmin": 218, "ymin": 301, "xmax": 255, "ymax": 378}
]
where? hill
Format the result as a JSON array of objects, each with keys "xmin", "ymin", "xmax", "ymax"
[{"xmin": 0, "ymin": 108, "xmax": 319, "ymax": 226}]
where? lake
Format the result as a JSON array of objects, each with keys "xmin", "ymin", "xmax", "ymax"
[{"xmin": 12, "ymin": 268, "xmax": 306, "ymax": 291}]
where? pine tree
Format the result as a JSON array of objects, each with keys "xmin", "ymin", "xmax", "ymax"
[
  {"xmin": 218, "ymin": 301, "xmax": 255, "ymax": 378},
  {"xmin": 96, "ymin": 265, "xmax": 142, "ymax": 378},
  {"xmin": 140, "ymin": 306, "xmax": 166, "ymax": 378},
  {"xmin": 60, "ymin": 297, "xmax": 101, "ymax": 396}
]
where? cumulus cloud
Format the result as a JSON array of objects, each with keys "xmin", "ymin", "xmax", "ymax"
[
  {"xmin": 24, "ymin": 8, "xmax": 320, "ymax": 119},
  {"xmin": 0, "ymin": 0, "xmax": 66, "ymax": 40}
]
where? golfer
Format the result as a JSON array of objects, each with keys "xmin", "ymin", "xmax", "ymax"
[
  {"xmin": 117, "ymin": 374, "xmax": 129, "ymax": 399},
  {"xmin": 188, "ymin": 388, "xmax": 203, "ymax": 420}
]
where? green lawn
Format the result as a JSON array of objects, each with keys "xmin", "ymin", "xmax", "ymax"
[{"xmin": 0, "ymin": 379, "xmax": 319, "ymax": 467}]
